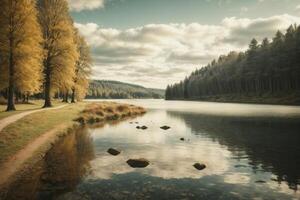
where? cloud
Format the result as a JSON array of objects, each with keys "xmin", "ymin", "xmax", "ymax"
[
  {"xmin": 68, "ymin": 0, "xmax": 105, "ymax": 12},
  {"xmin": 296, "ymin": 4, "xmax": 300, "ymax": 11},
  {"xmin": 75, "ymin": 14, "xmax": 300, "ymax": 88},
  {"xmin": 222, "ymin": 14, "xmax": 300, "ymax": 45}
]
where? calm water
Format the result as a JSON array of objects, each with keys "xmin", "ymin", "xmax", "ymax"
[{"xmin": 3, "ymin": 100, "xmax": 300, "ymax": 200}]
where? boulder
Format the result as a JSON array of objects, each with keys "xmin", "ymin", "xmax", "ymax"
[
  {"xmin": 160, "ymin": 126, "xmax": 170, "ymax": 130},
  {"xmin": 141, "ymin": 126, "xmax": 148, "ymax": 130},
  {"xmin": 136, "ymin": 126, "xmax": 141, "ymax": 129},
  {"xmin": 127, "ymin": 158, "xmax": 150, "ymax": 168},
  {"xmin": 180, "ymin": 138, "xmax": 185, "ymax": 141},
  {"xmin": 193, "ymin": 163, "xmax": 206, "ymax": 170},
  {"xmin": 107, "ymin": 148, "xmax": 121, "ymax": 156}
]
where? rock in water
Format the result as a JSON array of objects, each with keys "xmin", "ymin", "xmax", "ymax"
[
  {"xmin": 141, "ymin": 126, "xmax": 148, "ymax": 130},
  {"xmin": 136, "ymin": 126, "xmax": 141, "ymax": 129},
  {"xmin": 160, "ymin": 126, "xmax": 170, "ymax": 130},
  {"xmin": 127, "ymin": 159, "xmax": 150, "ymax": 168},
  {"xmin": 193, "ymin": 163, "xmax": 206, "ymax": 170},
  {"xmin": 180, "ymin": 138, "xmax": 185, "ymax": 141},
  {"xmin": 107, "ymin": 148, "xmax": 121, "ymax": 156}
]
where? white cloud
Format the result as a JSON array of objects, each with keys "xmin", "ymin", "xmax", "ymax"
[
  {"xmin": 75, "ymin": 14, "xmax": 300, "ymax": 88},
  {"xmin": 296, "ymin": 4, "xmax": 300, "ymax": 11},
  {"xmin": 68, "ymin": 0, "xmax": 105, "ymax": 12}
]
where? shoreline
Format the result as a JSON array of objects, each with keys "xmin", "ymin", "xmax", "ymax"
[
  {"xmin": 165, "ymin": 94, "xmax": 300, "ymax": 106},
  {"xmin": 0, "ymin": 101, "xmax": 146, "ymax": 193},
  {"xmin": 0, "ymin": 123, "xmax": 78, "ymax": 190}
]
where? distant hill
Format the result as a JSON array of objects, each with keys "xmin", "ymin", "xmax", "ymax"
[{"xmin": 87, "ymin": 80, "xmax": 165, "ymax": 99}]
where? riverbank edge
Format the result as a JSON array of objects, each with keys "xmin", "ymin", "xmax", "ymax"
[
  {"xmin": 0, "ymin": 102, "xmax": 146, "ymax": 194},
  {"xmin": 165, "ymin": 94, "xmax": 300, "ymax": 106},
  {"xmin": 0, "ymin": 122, "xmax": 79, "ymax": 194}
]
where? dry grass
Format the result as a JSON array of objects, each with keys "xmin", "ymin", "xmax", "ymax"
[{"xmin": 76, "ymin": 102, "xmax": 146, "ymax": 124}]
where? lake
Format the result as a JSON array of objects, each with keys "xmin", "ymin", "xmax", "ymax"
[{"xmin": 4, "ymin": 100, "xmax": 300, "ymax": 200}]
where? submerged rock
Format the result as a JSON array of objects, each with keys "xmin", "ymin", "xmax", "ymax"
[
  {"xmin": 127, "ymin": 158, "xmax": 150, "ymax": 168},
  {"xmin": 255, "ymin": 180, "xmax": 266, "ymax": 184},
  {"xmin": 107, "ymin": 148, "xmax": 121, "ymax": 156},
  {"xmin": 193, "ymin": 163, "xmax": 206, "ymax": 170},
  {"xmin": 160, "ymin": 126, "xmax": 171, "ymax": 130}
]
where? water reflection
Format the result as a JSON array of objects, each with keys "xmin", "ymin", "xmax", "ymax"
[
  {"xmin": 1, "ymin": 127, "xmax": 94, "ymax": 200},
  {"xmin": 2, "ymin": 101, "xmax": 300, "ymax": 200},
  {"xmin": 167, "ymin": 111, "xmax": 300, "ymax": 191},
  {"xmin": 87, "ymin": 110, "xmax": 230, "ymax": 180}
]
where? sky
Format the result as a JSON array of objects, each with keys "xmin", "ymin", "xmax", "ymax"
[{"xmin": 69, "ymin": 0, "xmax": 300, "ymax": 89}]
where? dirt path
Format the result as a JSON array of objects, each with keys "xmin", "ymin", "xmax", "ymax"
[
  {"xmin": 0, "ymin": 123, "xmax": 69, "ymax": 187},
  {"xmin": 0, "ymin": 104, "xmax": 67, "ymax": 133}
]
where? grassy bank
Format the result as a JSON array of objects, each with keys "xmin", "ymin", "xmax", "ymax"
[
  {"xmin": 0, "ymin": 103, "xmax": 85, "ymax": 165},
  {"xmin": 76, "ymin": 102, "xmax": 146, "ymax": 124},
  {"xmin": 0, "ymin": 101, "xmax": 146, "ymax": 166},
  {"xmin": 0, "ymin": 100, "xmax": 65, "ymax": 120}
]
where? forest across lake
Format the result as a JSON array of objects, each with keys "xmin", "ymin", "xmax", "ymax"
[{"xmin": 166, "ymin": 25, "xmax": 300, "ymax": 105}]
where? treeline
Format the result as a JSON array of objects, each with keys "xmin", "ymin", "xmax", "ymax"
[
  {"xmin": 87, "ymin": 80, "xmax": 165, "ymax": 99},
  {"xmin": 0, "ymin": 0, "xmax": 92, "ymax": 111},
  {"xmin": 166, "ymin": 25, "xmax": 300, "ymax": 104}
]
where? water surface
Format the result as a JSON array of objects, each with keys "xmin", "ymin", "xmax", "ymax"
[{"xmin": 4, "ymin": 100, "xmax": 300, "ymax": 200}]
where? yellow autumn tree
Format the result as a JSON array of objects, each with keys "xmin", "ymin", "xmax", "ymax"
[
  {"xmin": 38, "ymin": 0, "xmax": 78, "ymax": 107},
  {"xmin": 71, "ymin": 31, "xmax": 92, "ymax": 103},
  {"xmin": 0, "ymin": 0, "xmax": 43, "ymax": 111}
]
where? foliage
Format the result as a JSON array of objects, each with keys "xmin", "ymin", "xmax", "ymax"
[
  {"xmin": 0, "ymin": 0, "xmax": 43, "ymax": 110},
  {"xmin": 87, "ymin": 80, "xmax": 165, "ymax": 99},
  {"xmin": 38, "ymin": 0, "xmax": 79, "ymax": 107},
  {"xmin": 166, "ymin": 25, "xmax": 300, "ymax": 104},
  {"xmin": 72, "ymin": 30, "xmax": 92, "ymax": 102}
]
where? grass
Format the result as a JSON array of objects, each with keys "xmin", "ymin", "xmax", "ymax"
[
  {"xmin": 0, "ymin": 100, "xmax": 65, "ymax": 120},
  {"xmin": 76, "ymin": 101, "xmax": 146, "ymax": 124},
  {"xmin": 0, "ymin": 101, "xmax": 146, "ymax": 165},
  {"xmin": 0, "ymin": 102, "xmax": 86, "ymax": 165}
]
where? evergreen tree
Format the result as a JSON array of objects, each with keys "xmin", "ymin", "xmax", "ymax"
[{"xmin": 166, "ymin": 25, "xmax": 300, "ymax": 104}]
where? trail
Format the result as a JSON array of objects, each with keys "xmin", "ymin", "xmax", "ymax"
[
  {"xmin": 0, "ymin": 104, "xmax": 67, "ymax": 133},
  {"xmin": 0, "ymin": 123, "xmax": 69, "ymax": 187}
]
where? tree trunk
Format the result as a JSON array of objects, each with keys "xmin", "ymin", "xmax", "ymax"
[
  {"xmin": 15, "ymin": 91, "xmax": 19, "ymax": 103},
  {"xmin": 62, "ymin": 91, "xmax": 69, "ymax": 103},
  {"xmin": 71, "ymin": 88, "xmax": 76, "ymax": 103},
  {"xmin": 22, "ymin": 94, "xmax": 26, "ymax": 103},
  {"xmin": 43, "ymin": 61, "xmax": 52, "ymax": 108},
  {"xmin": 6, "ymin": 43, "xmax": 16, "ymax": 111}
]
